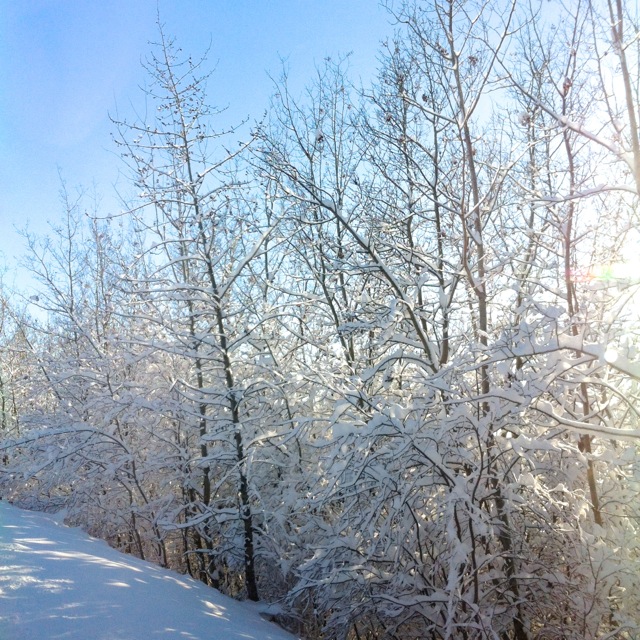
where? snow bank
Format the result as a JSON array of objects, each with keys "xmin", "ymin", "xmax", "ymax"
[{"xmin": 0, "ymin": 502, "xmax": 298, "ymax": 640}]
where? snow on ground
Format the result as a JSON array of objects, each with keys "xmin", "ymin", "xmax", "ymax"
[{"xmin": 0, "ymin": 501, "xmax": 299, "ymax": 640}]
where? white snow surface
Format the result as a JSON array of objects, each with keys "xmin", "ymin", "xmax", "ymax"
[{"xmin": 0, "ymin": 502, "xmax": 299, "ymax": 640}]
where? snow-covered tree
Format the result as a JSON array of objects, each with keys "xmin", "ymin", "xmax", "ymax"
[
  {"xmin": 111, "ymin": 26, "xmax": 304, "ymax": 601},
  {"xmin": 2, "ymin": 4, "xmax": 639, "ymax": 638}
]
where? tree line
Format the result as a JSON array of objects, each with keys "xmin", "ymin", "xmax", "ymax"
[{"xmin": 1, "ymin": 1, "xmax": 639, "ymax": 638}]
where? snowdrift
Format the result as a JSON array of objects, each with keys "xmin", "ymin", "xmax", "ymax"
[{"xmin": 0, "ymin": 502, "xmax": 298, "ymax": 640}]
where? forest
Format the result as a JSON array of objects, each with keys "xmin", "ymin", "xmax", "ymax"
[{"xmin": 1, "ymin": 0, "xmax": 639, "ymax": 638}]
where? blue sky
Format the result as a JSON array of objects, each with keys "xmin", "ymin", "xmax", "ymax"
[{"xmin": 0, "ymin": 0, "xmax": 391, "ymax": 287}]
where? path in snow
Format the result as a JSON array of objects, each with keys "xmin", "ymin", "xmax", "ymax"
[{"xmin": 0, "ymin": 501, "xmax": 298, "ymax": 640}]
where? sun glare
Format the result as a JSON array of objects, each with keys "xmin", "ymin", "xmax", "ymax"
[
  {"xmin": 576, "ymin": 257, "xmax": 640, "ymax": 343},
  {"xmin": 585, "ymin": 262, "xmax": 640, "ymax": 284}
]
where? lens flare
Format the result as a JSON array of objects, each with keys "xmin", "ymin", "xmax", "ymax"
[
  {"xmin": 590, "ymin": 263, "xmax": 637, "ymax": 282},
  {"xmin": 574, "ymin": 262, "xmax": 640, "ymax": 284}
]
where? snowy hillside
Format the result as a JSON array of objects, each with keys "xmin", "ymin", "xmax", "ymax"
[{"xmin": 0, "ymin": 502, "xmax": 298, "ymax": 640}]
